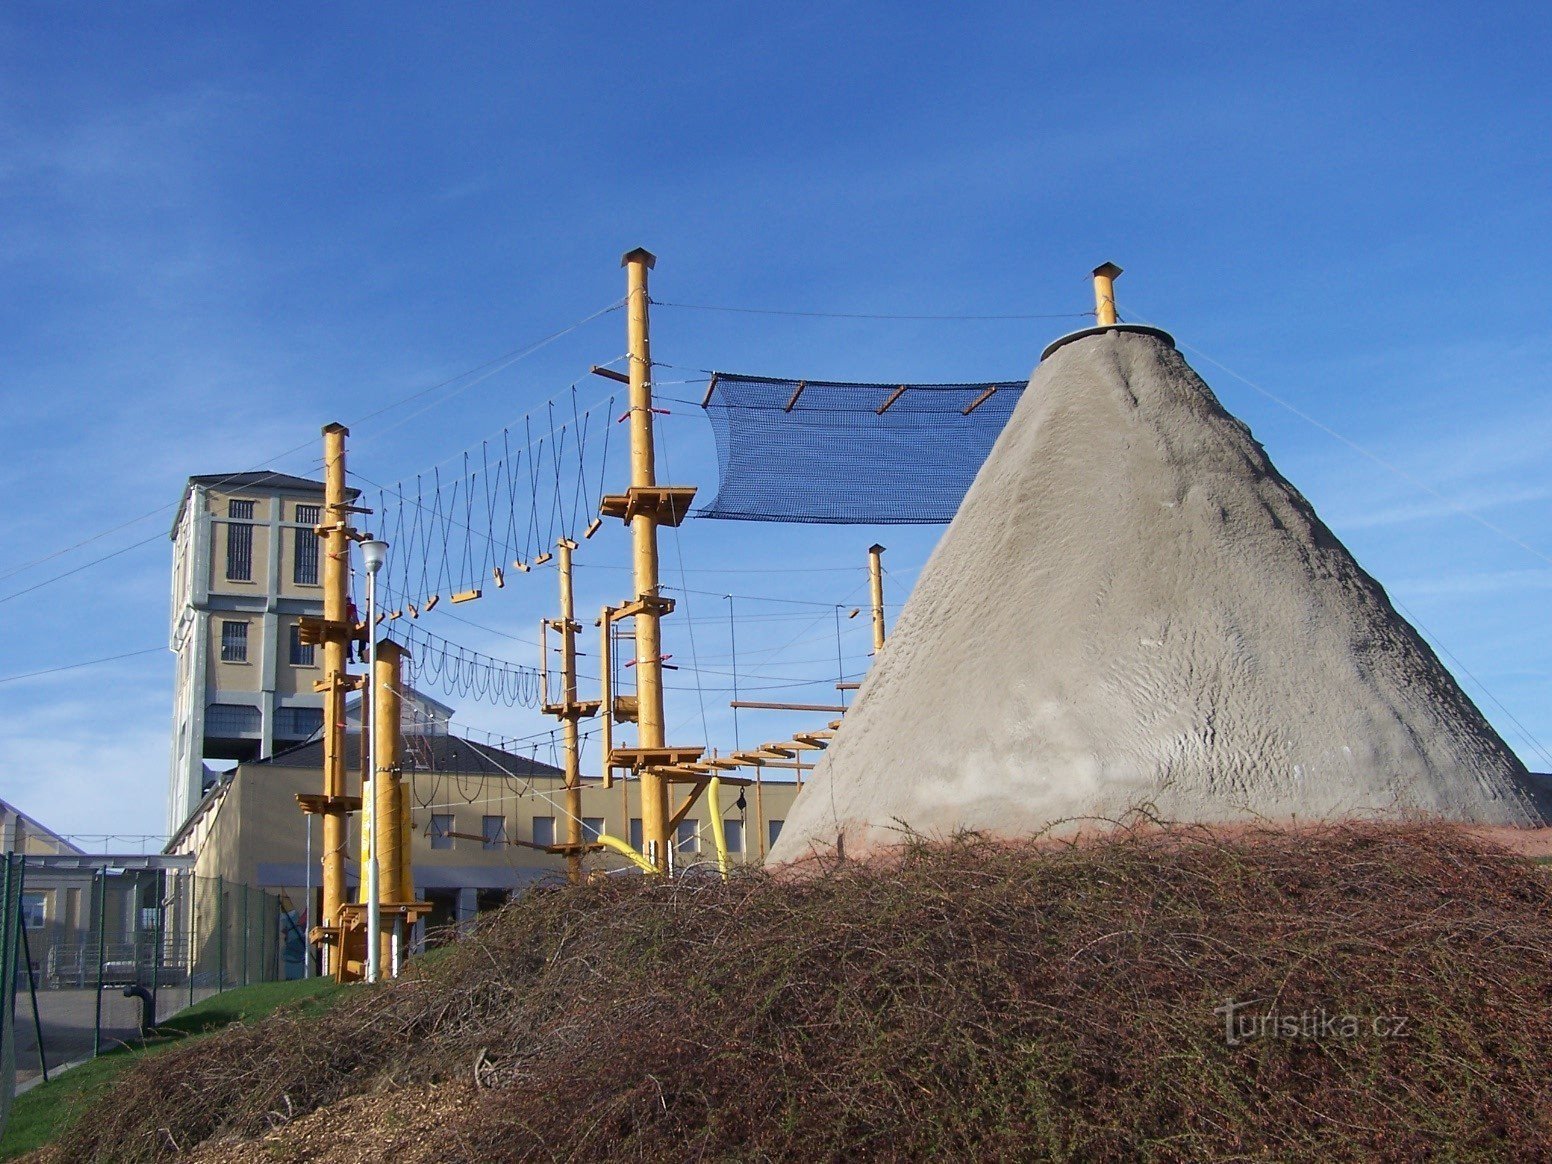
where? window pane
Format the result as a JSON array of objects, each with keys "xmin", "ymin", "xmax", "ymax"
[
  {"xmin": 629, "ymin": 817, "xmax": 643, "ymax": 851},
  {"xmin": 582, "ymin": 817, "xmax": 605, "ymax": 842},
  {"xmin": 20, "ymin": 893, "xmax": 45, "ymax": 929},
  {"xmin": 220, "ymin": 621, "xmax": 248, "ymax": 662},
  {"xmin": 768, "ymin": 819, "xmax": 784, "ymax": 848},
  {"xmin": 206, "ymin": 703, "xmax": 260, "ymax": 734},
  {"xmin": 226, "ymin": 500, "xmax": 254, "ymax": 581},
  {"xmin": 723, "ymin": 819, "xmax": 744, "ymax": 854},
  {"xmin": 294, "ymin": 504, "xmax": 321, "ymax": 585},
  {"xmin": 430, "ymin": 813, "xmax": 453, "ymax": 850},
  {"xmin": 482, "ymin": 815, "xmax": 507, "ymax": 850},
  {"xmin": 275, "ymin": 706, "xmax": 323, "ymax": 739},
  {"xmin": 676, "ymin": 821, "xmax": 699, "ymax": 853},
  {"xmin": 289, "ymin": 624, "xmax": 315, "ymax": 666},
  {"xmin": 532, "ymin": 816, "xmax": 555, "ymax": 848}
]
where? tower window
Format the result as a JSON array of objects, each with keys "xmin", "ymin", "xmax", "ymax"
[
  {"xmin": 220, "ymin": 620, "xmax": 248, "ymax": 663},
  {"xmin": 294, "ymin": 504, "xmax": 321, "ymax": 585},
  {"xmin": 226, "ymin": 500, "xmax": 255, "ymax": 581},
  {"xmin": 288, "ymin": 624, "xmax": 315, "ymax": 666}
]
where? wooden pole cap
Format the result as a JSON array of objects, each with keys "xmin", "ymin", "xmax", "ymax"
[{"xmin": 620, "ymin": 247, "xmax": 657, "ymax": 269}]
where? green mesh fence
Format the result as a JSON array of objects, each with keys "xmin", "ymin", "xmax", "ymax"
[{"xmin": 0, "ymin": 860, "xmax": 284, "ymax": 1125}]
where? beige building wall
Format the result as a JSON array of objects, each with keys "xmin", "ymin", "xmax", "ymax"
[{"xmin": 174, "ymin": 755, "xmax": 806, "ymax": 934}]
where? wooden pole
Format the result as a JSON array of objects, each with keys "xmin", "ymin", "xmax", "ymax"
[
  {"xmin": 1093, "ymin": 262, "xmax": 1122, "ymax": 327},
  {"xmin": 557, "ymin": 539, "xmax": 584, "ymax": 883},
  {"xmin": 623, "ymin": 247, "xmax": 671, "ymax": 872},
  {"xmin": 319, "ymin": 422, "xmax": 351, "ymax": 973},
  {"xmin": 867, "ymin": 543, "xmax": 886, "ymax": 654},
  {"xmin": 374, "ymin": 640, "xmax": 405, "ymax": 914}
]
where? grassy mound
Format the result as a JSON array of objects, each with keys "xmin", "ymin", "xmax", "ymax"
[
  {"xmin": 52, "ymin": 822, "xmax": 1552, "ymax": 1162},
  {"xmin": 2, "ymin": 978, "xmax": 341, "ymax": 1161}
]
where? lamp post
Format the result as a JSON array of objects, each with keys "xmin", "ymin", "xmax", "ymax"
[{"xmin": 359, "ymin": 538, "xmax": 388, "ymax": 984}]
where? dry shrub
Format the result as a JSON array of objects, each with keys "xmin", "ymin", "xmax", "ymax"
[{"xmin": 56, "ymin": 821, "xmax": 1552, "ymax": 1162}]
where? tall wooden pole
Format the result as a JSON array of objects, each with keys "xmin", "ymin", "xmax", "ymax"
[
  {"xmin": 867, "ymin": 543, "xmax": 886, "ymax": 654},
  {"xmin": 374, "ymin": 640, "xmax": 405, "ymax": 915},
  {"xmin": 1093, "ymin": 262, "xmax": 1122, "ymax": 327},
  {"xmin": 319, "ymin": 422, "xmax": 351, "ymax": 971},
  {"xmin": 624, "ymin": 248, "xmax": 670, "ymax": 871},
  {"xmin": 556, "ymin": 539, "xmax": 584, "ymax": 883}
]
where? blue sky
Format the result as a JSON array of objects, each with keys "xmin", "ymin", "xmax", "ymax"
[{"xmin": 2, "ymin": 2, "xmax": 1549, "ymax": 844}]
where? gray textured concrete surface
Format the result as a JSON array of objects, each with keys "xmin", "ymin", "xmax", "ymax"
[{"xmin": 769, "ymin": 330, "xmax": 1544, "ymax": 863}]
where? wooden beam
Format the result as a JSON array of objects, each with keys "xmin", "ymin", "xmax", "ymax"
[
  {"xmin": 876, "ymin": 385, "xmax": 908, "ymax": 415},
  {"xmin": 700, "ymin": 372, "xmax": 720, "ymax": 409},
  {"xmin": 962, "ymin": 385, "xmax": 998, "ymax": 415},
  {"xmin": 590, "ymin": 364, "xmax": 631, "ymax": 384},
  {"xmin": 783, "ymin": 380, "xmax": 807, "ymax": 412},
  {"xmin": 729, "ymin": 700, "xmax": 848, "ymax": 713}
]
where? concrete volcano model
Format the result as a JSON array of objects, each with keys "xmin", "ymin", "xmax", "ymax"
[{"xmin": 768, "ymin": 327, "xmax": 1544, "ymax": 863}]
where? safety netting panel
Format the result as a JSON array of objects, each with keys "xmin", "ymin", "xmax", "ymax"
[{"xmin": 698, "ymin": 372, "xmax": 1029, "ymax": 523}]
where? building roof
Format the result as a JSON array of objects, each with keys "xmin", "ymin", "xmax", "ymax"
[
  {"xmin": 255, "ymin": 733, "xmax": 566, "ymax": 779},
  {"xmin": 0, "ymin": 798, "xmax": 87, "ymax": 856},
  {"xmin": 173, "ymin": 472, "xmax": 359, "ymax": 536},
  {"xmin": 188, "ymin": 471, "xmax": 329, "ymax": 491}
]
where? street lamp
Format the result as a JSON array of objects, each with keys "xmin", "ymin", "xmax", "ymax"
[{"xmin": 360, "ymin": 539, "xmax": 388, "ymax": 984}]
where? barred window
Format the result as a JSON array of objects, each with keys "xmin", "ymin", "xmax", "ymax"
[
  {"xmin": 226, "ymin": 499, "xmax": 255, "ymax": 581},
  {"xmin": 275, "ymin": 706, "xmax": 323, "ymax": 739},
  {"xmin": 288, "ymin": 624, "xmax": 315, "ymax": 666},
  {"xmin": 220, "ymin": 620, "xmax": 248, "ymax": 663},
  {"xmin": 294, "ymin": 504, "xmax": 321, "ymax": 585},
  {"xmin": 206, "ymin": 703, "xmax": 260, "ymax": 734}
]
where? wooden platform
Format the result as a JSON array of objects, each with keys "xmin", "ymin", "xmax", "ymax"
[{"xmin": 599, "ymin": 485, "xmax": 698, "ymax": 528}]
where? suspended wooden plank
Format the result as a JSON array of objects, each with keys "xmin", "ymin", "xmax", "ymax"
[
  {"xmin": 451, "ymin": 589, "xmax": 482, "ymax": 604},
  {"xmin": 584, "ymin": 518, "xmax": 603, "ymax": 539},
  {"xmin": 424, "ymin": 595, "xmax": 440, "ymax": 612},
  {"xmin": 492, "ymin": 566, "xmax": 505, "ymax": 589},
  {"xmin": 730, "ymin": 700, "xmax": 848, "ymax": 713}
]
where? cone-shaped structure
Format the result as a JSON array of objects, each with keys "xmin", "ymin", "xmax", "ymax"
[{"xmin": 769, "ymin": 329, "xmax": 1544, "ymax": 863}]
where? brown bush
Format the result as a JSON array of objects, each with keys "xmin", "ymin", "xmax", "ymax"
[{"xmin": 54, "ymin": 821, "xmax": 1552, "ymax": 1162}]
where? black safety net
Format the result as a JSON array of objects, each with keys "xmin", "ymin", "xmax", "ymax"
[{"xmin": 697, "ymin": 372, "xmax": 1028, "ymax": 523}]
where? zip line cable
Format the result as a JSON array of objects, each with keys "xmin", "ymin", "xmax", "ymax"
[
  {"xmin": 653, "ymin": 299, "xmax": 1094, "ymax": 322},
  {"xmin": 1119, "ymin": 302, "xmax": 1552, "ymax": 571},
  {"xmin": 0, "ymin": 646, "xmax": 165, "ymax": 685},
  {"xmin": 0, "ymin": 300, "xmax": 624, "ymax": 601}
]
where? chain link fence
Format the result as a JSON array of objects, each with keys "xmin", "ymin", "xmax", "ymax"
[{"xmin": 2, "ymin": 854, "xmax": 291, "ymax": 1137}]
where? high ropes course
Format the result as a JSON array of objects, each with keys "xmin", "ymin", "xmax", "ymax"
[{"xmin": 299, "ymin": 256, "xmax": 1139, "ymax": 980}]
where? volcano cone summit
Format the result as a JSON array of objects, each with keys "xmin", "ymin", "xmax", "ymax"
[{"xmin": 768, "ymin": 328, "xmax": 1543, "ymax": 863}]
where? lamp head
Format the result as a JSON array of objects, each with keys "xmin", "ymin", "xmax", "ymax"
[{"xmin": 361, "ymin": 539, "xmax": 389, "ymax": 576}]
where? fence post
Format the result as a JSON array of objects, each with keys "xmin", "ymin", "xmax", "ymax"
[
  {"xmin": 150, "ymin": 870, "xmax": 165, "ymax": 1023},
  {"xmin": 187, "ymin": 873, "xmax": 196, "ymax": 1011},
  {"xmin": 93, "ymin": 868, "xmax": 107, "ymax": 1058},
  {"xmin": 216, "ymin": 876, "xmax": 225, "ymax": 994},
  {"xmin": 13, "ymin": 859, "xmax": 46, "ymax": 1082},
  {"xmin": 241, "ymin": 886, "xmax": 250, "ymax": 988}
]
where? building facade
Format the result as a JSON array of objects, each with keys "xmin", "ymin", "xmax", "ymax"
[
  {"xmin": 167, "ymin": 472, "xmax": 359, "ymax": 833},
  {"xmin": 168, "ymin": 724, "xmax": 804, "ymax": 941}
]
